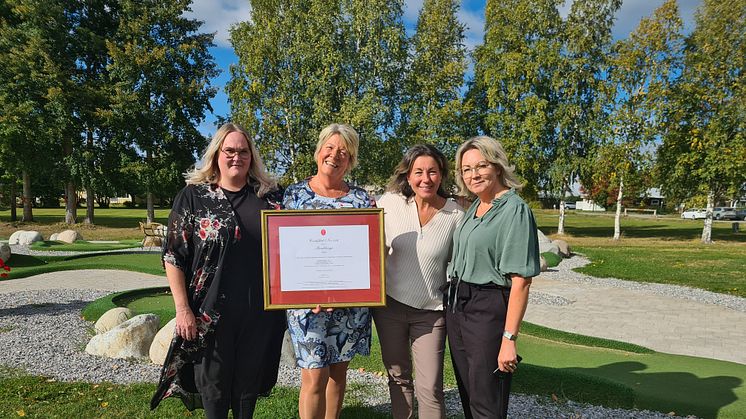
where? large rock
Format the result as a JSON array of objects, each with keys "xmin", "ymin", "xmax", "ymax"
[
  {"xmin": 9, "ymin": 230, "xmax": 44, "ymax": 245},
  {"xmin": 539, "ymin": 241, "xmax": 561, "ymax": 256},
  {"xmin": 280, "ymin": 330, "xmax": 297, "ymax": 367},
  {"xmin": 0, "ymin": 243, "xmax": 10, "ymax": 263},
  {"xmin": 552, "ymin": 239, "xmax": 572, "ymax": 258},
  {"xmin": 540, "ymin": 255, "xmax": 548, "ymax": 272},
  {"xmin": 149, "ymin": 318, "xmax": 176, "ymax": 365},
  {"xmin": 49, "ymin": 233, "xmax": 59, "ymax": 241},
  {"xmin": 86, "ymin": 314, "xmax": 160, "ymax": 359},
  {"xmin": 94, "ymin": 307, "xmax": 133, "ymax": 334},
  {"xmin": 537, "ymin": 229, "xmax": 551, "ymax": 244},
  {"xmin": 57, "ymin": 230, "xmax": 82, "ymax": 244}
]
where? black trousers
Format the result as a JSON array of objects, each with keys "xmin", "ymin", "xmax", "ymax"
[
  {"xmin": 194, "ymin": 304, "xmax": 278, "ymax": 419},
  {"xmin": 446, "ymin": 281, "xmax": 512, "ymax": 419}
]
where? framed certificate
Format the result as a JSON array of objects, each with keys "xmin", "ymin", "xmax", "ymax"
[{"xmin": 261, "ymin": 208, "xmax": 386, "ymax": 309}]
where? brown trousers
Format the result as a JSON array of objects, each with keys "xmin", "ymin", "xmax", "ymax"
[{"xmin": 373, "ymin": 297, "xmax": 447, "ymax": 419}]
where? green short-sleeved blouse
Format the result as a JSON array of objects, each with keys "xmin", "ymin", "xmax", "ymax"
[{"xmin": 447, "ymin": 189, "xmax": 540, "ymax": 287}]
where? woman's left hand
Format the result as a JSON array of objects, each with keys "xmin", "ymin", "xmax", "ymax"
[{"xmin": 497, "ymin": 340, "xmax": 518, "ymax": 373}]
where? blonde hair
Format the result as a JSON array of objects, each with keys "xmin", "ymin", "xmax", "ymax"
[
  {"xmin": 314, "ymin": 123, "xmax": 360, "ymax": 175},
  {"xmin": 454, "ymin": 136, "xmax": 522, "ymax": 197},
  {"xmin": 184, "ymin": 123, "xmax": 278, "ymax": 197}
]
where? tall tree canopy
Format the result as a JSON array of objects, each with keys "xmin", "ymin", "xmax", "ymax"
[
  {"xmin": 108, "ymin": 0, "xmax": 217, "ymax": 222},
  {"xmin": 657, "ymin": 0, "xmax": 746, "ymax": 243},
  {"xmin": 399, "ymin": 0, "xmax": 468, "ymax": 158},
  {"xmin": 228, "ymin": 0, "xmax": 407, "ymax": 186}
]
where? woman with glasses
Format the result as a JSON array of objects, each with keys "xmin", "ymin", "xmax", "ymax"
[
  {"xmin": 446, "ymin": 136, "xmax": 540, "ymax": 419},
  {"xmin": 151, "ymin": 123, "xmax": 287, "ymax": 419},
  {"xmin": 373, "ymin": 144, "xmax": 463, "ymax": 419},
  {"xmin": 283, "ymin": 123, "xmax": 374, "ymax": 419}
]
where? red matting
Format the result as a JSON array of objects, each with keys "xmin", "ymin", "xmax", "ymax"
[{"xmin": 265, "ymin": 212, "xmax": 383, "ymax": 307}]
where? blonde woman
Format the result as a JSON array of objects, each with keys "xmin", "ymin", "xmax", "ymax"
[
  {"xmin": 284, "ymin": 123, "xmax": 374, "ymax": 419},
  {"xmin": 151, "ymin": 123, "xmax": 286, "ymax": 419},
  {"xmin": 446, "ymin": 136, "xmax": 540, "ymax": 419}
]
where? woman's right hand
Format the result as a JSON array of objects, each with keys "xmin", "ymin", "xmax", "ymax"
[
  {"xmin": 311, "ymin": 304, "xmax": 335, "ymax": 314},
  {"xmin": 175, "ymin": 308, "xmax": 197, "ymax": 341}
]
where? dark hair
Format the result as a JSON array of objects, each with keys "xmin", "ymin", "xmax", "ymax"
[{"xmin": 386, "ymin": 144, "xmax": 449, "ymax": 199}]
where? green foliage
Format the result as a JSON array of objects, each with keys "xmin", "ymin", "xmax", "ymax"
[
  {"xmin": 399, "ymin": 0, "xmax": 468, "ymax": 157},
  {"xmin": 107, "ymin": 0, "xmax": 217, "ymax": 221},
  {"xmin": 228, "ymin": 0, "xmax": 407, "ymax": 186},
  {"xmin": 657, "ymin": 0, "xmax": 746, "ymax": 212}
]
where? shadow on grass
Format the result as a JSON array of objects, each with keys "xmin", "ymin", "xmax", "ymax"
[
  {"xmin": 561, "ymin": 361, "xmax": 741, "ymax": 418},
  {"xmin": 540, "ymin": 225, "xmax": 746, "ymax": 242}
]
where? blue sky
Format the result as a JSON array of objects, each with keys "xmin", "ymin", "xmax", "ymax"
[{"xmin": 185, "ymin": 0, "xmax": 701, "ymax": 137}]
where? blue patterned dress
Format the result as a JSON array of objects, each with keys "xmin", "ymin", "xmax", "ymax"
[{"xmin": 283, "ymin": 179, "xmax": 375, "ymax": 368}]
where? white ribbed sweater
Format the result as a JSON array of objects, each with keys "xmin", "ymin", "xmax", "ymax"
[{"xmin": 379, "ymin": 193, "xmax": 464, "ymax": 310}]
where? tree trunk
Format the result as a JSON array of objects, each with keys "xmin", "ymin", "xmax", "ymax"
[
  {"xmin": 613, "ymin": 178, "xmax": 624, "ymax": 240},
  {"xmin": 84, "ymin": 129, "xmax": 95, "ymax": 224},
  {"xmin": 701, "ymin": 190, "xmax": 714, "ymax": 244},
  {"xmin": 65, "ymin": 181, "xmax": 77, "ymax": 224},
  {"xmin": 22, "ymin": 171, "xmax": 33, "ymax": 222},
  {"xmin": 147, "ymin": 191, "xmax": 155, "ymax": 224},
  {"xmin": 557, "ymin": 200, "xmax": 566, "ymax": 235},
  {"xmin": 9, "ymin": 181, "xmax": 17, "ymax": 222},
  {"xmin": 85, "ymin": 185, "xmax": 94, "ymax": 224}
]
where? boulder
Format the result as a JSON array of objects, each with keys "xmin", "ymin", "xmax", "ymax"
[
  {"xmin": 536, "ymin": 229, "xmax": 551, "ymax": 244},
  {"xmin": 280, "ymin": 330, "xmax": 297, "ymax": 367},
  {"xmin": 86, "ymin": 313, "xmax": 160, "ymax": 359},
  {"xmin": 0, "ymin": 243, "xmax": 10, "ymax": 263},
  {"xmin": 149, "ymin": 318, "xmax": 176, "ymax": 365},
  {"xmin": 94, "ymin": 307, "xmax": 133, "ymax": 334},
  {"xmin": 9, "ymin": 230, "xmax": 44, "ymax": 246},
  {"xmin": 539, "ymin": 241, "xmax": 561, "ymax": 256},
  {"xmin": 57, "ymin": 230, "xmax": 82, "ymax": 244},
  {"xmin": 540, "ymin": 255, "xmax": 548, "ymax": 272},
  {"xmin": 552, "ymin": 239, "xmax": 572, "ymax": 258},
  {"xmin": 49, "ymin": 233, "xmax": 59, "ymax": 241}
]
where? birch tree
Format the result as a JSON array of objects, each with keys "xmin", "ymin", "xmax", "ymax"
[
  {"xmin": 400, "ymin": 0, "xmax": 467, "ymax": 157},
  {"xmin": 658, "ymin": 0, "xmax": 746, "ymax": 244},
  {"xmin": 606, "ymin": 0, "xmax": 682, "ymax": 240}
]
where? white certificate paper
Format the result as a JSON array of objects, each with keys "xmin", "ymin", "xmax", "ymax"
[{"xmin": 279, "ymin": 225, "xmax": 371, "ymax": 291}]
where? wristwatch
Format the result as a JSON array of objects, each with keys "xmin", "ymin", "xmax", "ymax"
[{"xmin": 502, "ymin": 330, "xmax": 517, "ymax": 341}]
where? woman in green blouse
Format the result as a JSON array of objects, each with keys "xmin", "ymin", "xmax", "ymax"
[{"xmin": 446, "ymin": 136, "xmax": 540, "ymax": 419}]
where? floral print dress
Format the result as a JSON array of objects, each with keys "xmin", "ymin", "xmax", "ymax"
[
  {"xmin": 284, "ymin": 179, "xmax": 375, "ymax": 368},
  {"xmin": 151, "ymin": 183, "xmax": 284, "ymax": 410}
]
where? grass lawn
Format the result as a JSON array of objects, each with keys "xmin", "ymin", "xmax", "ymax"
[
  {"xmin": 0, "ymin": 373, "xmax": 394, "ymax": 418},
  {"xmin": 76, "ymin": 289, "xmax": 746, "ymax": 418},
  {"xmin": 2, "ymin": 253, "xmax": 164, "ymax": 281},
  {"xmin": 534, "ymin": 210, "xmax": 746, "ymax": 297},
  {"xmin": 30, "ymin": 240, "xmax": 143, "ymax": 252}
]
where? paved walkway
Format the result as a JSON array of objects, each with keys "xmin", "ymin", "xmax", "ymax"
[
  {"xmin": 1, "ymin": 260, "xmax": 744, "ymax": 366},
  {"xmin": 526, "ymin": 270, "xmax": 746, "ymax": 366}
]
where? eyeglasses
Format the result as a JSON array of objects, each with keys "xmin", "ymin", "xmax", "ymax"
[
  {"xmin": 221, "ymin": 148, "xmax": 251, "ymax": 159},
  {"xmin": 460, "ymin": 162, "xmax": 493, "ymax": 179}
]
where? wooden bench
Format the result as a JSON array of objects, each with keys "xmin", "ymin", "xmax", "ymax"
[{"xmin": 139, "ymin": 222, "xmax": 167, "ymax": 248}]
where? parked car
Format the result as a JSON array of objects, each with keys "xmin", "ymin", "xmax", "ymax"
[
  {"xmin": 681, "ymin": 208, "xmax": 707, "ymax": 219},
  {"xmin": 563, "ymin": 202, "xmax": 576, "ymax": 210},
  {"xmin": 735, "ymin": 209, "xmax": 746, "ymax": 221},
  {"xmin": 713, "ymin": 207, "xmax": 737, "ymax": 220}
]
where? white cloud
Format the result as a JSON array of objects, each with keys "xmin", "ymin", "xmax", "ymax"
[
  {"xmin": 561, "ymin": 0, "xmax": 700, "ymax": 38},
  {"xmin": 457, "ymin": 8, "xmax": 486, "ymax": 52},
  {"xmin": 184, "ymin": 0, "xmax": 252, "ymax": 48}
]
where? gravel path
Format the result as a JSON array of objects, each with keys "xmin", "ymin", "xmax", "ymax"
[{"xmin": 0, "ymin": 254, "xmax": 702, "ymax": 418}]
